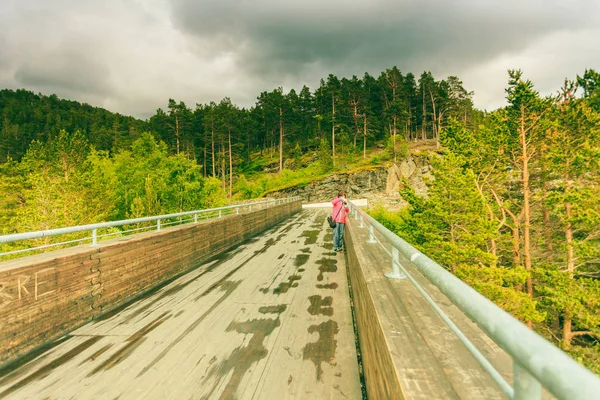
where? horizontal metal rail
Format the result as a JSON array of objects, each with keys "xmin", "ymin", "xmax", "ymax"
[
  {"xmin": 0, "ymin": 197, "xmax": 301, "ymax": 256},
  {"xmin": 347, "ymin": 200, "xmax": 600, "ymax": 400}
]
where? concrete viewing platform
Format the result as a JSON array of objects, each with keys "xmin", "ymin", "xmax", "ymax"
[{"xmin": 0, "ymin": 210, "xmax": 362, "ymax": 399}]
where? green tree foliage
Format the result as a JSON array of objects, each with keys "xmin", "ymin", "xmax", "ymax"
[
  {"xmin": 374, "ymin": 70, "xmax": 600, "ymax": 372},
  {"xmin": 0, "ymin": 89, "xmax": 147, "ymax": 162},
  {"xmin": 0, "ymin": 132, "xmax": 226, "ymax": 255},
  {"xmin": 317, "ymin": 139, "xmax": 333, "ymax": 172}
]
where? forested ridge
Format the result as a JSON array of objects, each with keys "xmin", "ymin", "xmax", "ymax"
[{"xmin": 1, "ymin": 67, "xmax": 600, "ymax": 372}]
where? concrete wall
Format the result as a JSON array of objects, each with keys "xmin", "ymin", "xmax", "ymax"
[
  {"xmin": 344, "ymin": 222, "xmax": 405, "ymax": 400},
  {"xmin": 0, "ymin": 200, "xmax": 301, "ymax": 366},
  {"xmin": 345, "ymin": 218, "xmax": 514, "ymax": 400}
]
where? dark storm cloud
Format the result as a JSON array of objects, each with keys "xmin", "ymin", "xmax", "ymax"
[{"xmin": 168, "ymin": 0, "xmax": 595, "ymax": 80}]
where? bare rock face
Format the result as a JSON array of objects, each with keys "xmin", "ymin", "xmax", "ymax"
[
  {"xmin": 399, "ymin": 157, "xmax": 417, "ymax": 180},
  {"xmin": 269, "ymin": 154, "xmax": 432, "ymax": 206},
  {"xmin": 386, "ymin": 164, "xmax": 402, "ymax": 196}
]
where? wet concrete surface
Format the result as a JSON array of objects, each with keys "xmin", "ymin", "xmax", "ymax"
[{"xmin": 0, "ymin": 210, "xmax": 361, "ymax": 400}]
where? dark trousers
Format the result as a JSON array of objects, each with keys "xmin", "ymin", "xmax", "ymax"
[{"xmin": 333, "ymin": 223, "xmax": 345, "ymax": 249}]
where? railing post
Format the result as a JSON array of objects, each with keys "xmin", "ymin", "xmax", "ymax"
[
  {"xmin": 194, "ymin": 213, "xmax": 198, "ymax": 223},
  {"xmin": 219, "ymin": 210, "xmax": 222, "ymax": 218},
  {"xmin": 514, "ymin": 361, "xmax": 541, "ymax": 400},
  {"xmin": 359, "ymin": 214, "xmax": 364, "ymax": 228},
  {"xmin": 236, "ymin": 207, "xmax": 239, "ymax": 215},
  {"xmin": 385, "ymin": 247, "xmax": 407, "ymax": 279},
  {"xmin": 91, "ymin": 229, "xmax": 97, "ymax": 246},
  {"xmin": 249, "ymin": 205, "xmax": 252, "ymax": 211},
  {"xmin": 367, "ymin": 225, "xmax": 377, "ymax": 244},
  {"xmin": 157, "ymin": 219, "xmax": 161, "ymax": 231}
]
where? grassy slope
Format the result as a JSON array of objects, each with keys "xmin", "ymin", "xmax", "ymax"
[{"xmin": 233, "ymin": 145, "xmax": 393, "ymax": 199}]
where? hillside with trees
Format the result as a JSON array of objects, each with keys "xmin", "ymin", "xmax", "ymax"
[
  {"xmin": 372, "ymin": 68, "xmax": 600, "ymax": 372},
  {"xmin": 1, "ymin": 67, "xmax": 599, "ymax": 372}
]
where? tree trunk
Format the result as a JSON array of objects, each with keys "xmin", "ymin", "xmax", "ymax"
[
  {"xmin": 563, "ymin": 201, "xmax": 575, "ymax": 348},
  {"xmin": 228, "ymin": 127, "xmax": 233, "ymax": 198},
  {"xmin": 421, "ymin": 86, "xmax": 427, "ymax": 140},
  {"xmin": 175, "ymin": 115, "xmax": 180, "ymax": 155},
  {"xmin": 563, "ymin": 309, "xmax": 572, "ymax": 349},
  {"xmin": 519, "ymin": 106, "xmax": 533, "ymax": 329},
  {"xmin": 542, "ymin": 185, "xmax": 553, "ymax": 253},
  {"xmin": 221, "ymin": 143, "xmax": 226, "ymax": 190},
  {"xmin": 332, "ymin": 95, "xmax": 336, "ymax": 167},
  {"xmin": 353, "ymin": 102, "xmax": 359, "ymax": 148},
  {"xmin": 392, "ymin": 114, "xmax": 397, "ymax": 162},
  {"xmin": 429, "ymin": 89, "xmax": 438, "ymax": 146},
  {"xmin": 203, "ymin": 145, "xmax": 207, "ymax": 177},
  {"xmin": 211, "ymin": 123, "xmax": 216, "ymax": 177},
  {"xmin": 520, "ymin": 107, "xmax": 533, "ymax": 300},
  {"xmin": 363, "ymin": 115, "xmax": 367, "ymax": 159},
  {"xmin": 279, "ymin": 106, "xmax": 283, "ymax": 173}
]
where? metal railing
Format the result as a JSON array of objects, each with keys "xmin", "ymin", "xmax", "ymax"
[
  {"xmin": 347, "ymin": 200, "xmax": 600, "ymax": 400},
  {"xmin": 0, "ymin": 197, "xmax": 301, "ymax": 259}
]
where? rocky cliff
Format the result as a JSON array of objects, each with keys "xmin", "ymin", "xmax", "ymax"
[{"xmin": 268, "ymin": 154, "xmax": 433, "ymax": 208}]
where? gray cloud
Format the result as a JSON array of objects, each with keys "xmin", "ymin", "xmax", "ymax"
[
  {"xmin": 14, "ymin": 50, "xmax": 112, "ymax": 100},
  {"xmin": 168, "ymin": 0, "xmax": 595, "ymax": 78},
  {"xmin": 0, "ymin": 0, "xmax": 598, "ymax": 117}
]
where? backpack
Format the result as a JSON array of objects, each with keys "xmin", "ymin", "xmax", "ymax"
[{"xmin": 327, "ymin": 205, "xmax": 343, "ymax": 229}]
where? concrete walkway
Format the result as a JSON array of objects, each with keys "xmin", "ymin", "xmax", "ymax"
[{"xmin": 0, "ymin": 210, "xmax": 362, "ymax": 400}]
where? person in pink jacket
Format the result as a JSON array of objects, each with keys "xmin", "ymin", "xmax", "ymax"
[{"xmin": 331, "ymin": 190, "xmax": 350, "ymax": 252}]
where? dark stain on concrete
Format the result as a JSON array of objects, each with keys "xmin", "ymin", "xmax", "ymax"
[
  {"xmin": 174, "ymin": 310, "xmax": 185, "ymax": 318},
  {"xmin": 1, "ymin": 336, "xmax": 103, "ymax": 397},
  {"xmin": 254, "ymin": 238, "xmax": 276, "ymax": 256},
  {"xmin": 322, "ymin": 242, "xmax": 334, "ymax": 250},
  {"xmin": 97, "ymin": 244, "xmax": 245, "ymax": 323},
  {"xmin": 302, "ymin": 320, "xmax": 339, "ymax": 381},
  {"xmin": 89, "ymin": 312, "xmax": 171, "ymax": 376},
  {"xmin": 284, "ymin": 346, "xmax": 293, "ymax": 357},
  {"xmin": 288, "ymin": 375, "xmax": 293, "ymax": 385},
  {"xmin": 258, "ymin": 304, "xmax": 288, "ymax": 314},
  {"xmin": 0, "ymin": 335, "xmax": 72, "ymax": 385},
  {"xmin": 316, "ymin": 283, "xmax": 339, "ymax": 290},
  {"xmin": 307, "ymin": 295, "xmax": 334, "ymax": 316},
  {"xmin": 323, "ymin": 252, "xmax": 337, "ymax": 257},
  {"xmin": 316, "ymin": 258, "xmax": 338, "ymax": 281},
  {"xmin": 202, "ymin": 317, "xmax": 281, "ymax": 400},
  {"xmin": 280, "ymin": 224, "xmax": 295, "ymax": 234},
  {"xmin": 294, "ymin": 254, "xmax": 310, "ymax": 268},
  {"xmin": 301, "ymin": 230, "xmax": 319, "ymax": 245},
  {"xmin": 300, "ymin": 247, "xmax": 311, "ymax": 254},
  {"xmin": 138, "ymin": 280, "xmax": 241, "ymax": 377},
  {"xmin": 298, "ymin": 268, "xmax": 305, "ymax": 272},
  {"xmin": 259, "ymin": 288, "xmax": 269, "ymax": 294},
  {"xmin": 278, "ymin": 254, "xmax": 285, "ymax": 260},
  {"xmin": 79, "ymin": 343, "xmax": 114, "ymax": 365},
  {"xmin": 273, "ymin": 275, "xmax": 301, "ymax": 295}
]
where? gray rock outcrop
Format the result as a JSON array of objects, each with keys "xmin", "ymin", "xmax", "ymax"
[{"xmin": 269, "ymin": 154, "xmax": 432, "ymax": 208}]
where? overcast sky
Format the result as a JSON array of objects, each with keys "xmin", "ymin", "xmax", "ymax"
[{"xmin": 1, "ymin": 0, "xmax": 598, "ymax": 119}]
